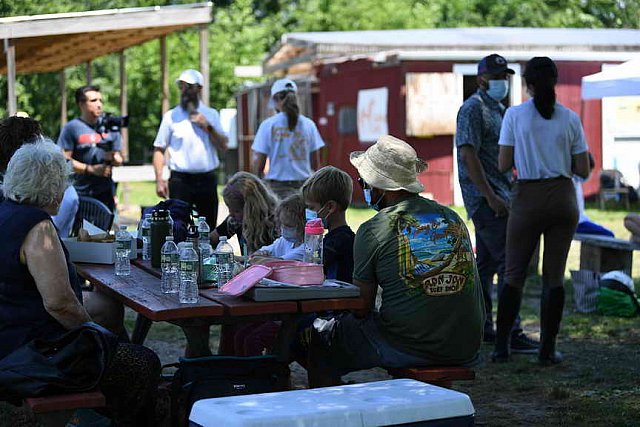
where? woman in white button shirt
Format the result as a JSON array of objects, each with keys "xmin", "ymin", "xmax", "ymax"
[
  {"xmin": 493, "ymin": 57, "xmax": 590, "ymax": 365},
  {"xmin": 251, "ymin": 79, "xmax": 325, "ymax": 200}
]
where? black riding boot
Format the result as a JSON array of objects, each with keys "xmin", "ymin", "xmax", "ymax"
[
  {"xmin": 491, "ymin": 285, "xmax": 523, "ymax": 363},
  {"xmin": 539, "ymin": 286, "xmax": 565, "ymax": 365}
]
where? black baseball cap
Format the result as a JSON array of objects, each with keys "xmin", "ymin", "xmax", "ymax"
[{"xmin": 477, "ymin": 54, "xmax": 515, "ymax": 76}]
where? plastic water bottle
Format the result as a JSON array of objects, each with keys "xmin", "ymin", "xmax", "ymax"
[
  {"xmin": 200, "ymin": 241, "xmax": 216, "ymax": 287},
  {"xmin": 140, "ymin": 213, "xmax": 152, "ymax": 261},
  {"xmin": 161, "ymin": 236, "xmax": 179, "ymax": 294},
  {"xmin": 186, "ymin": 225, "xmax": 202, "ymax": 286},
  {"xmin": 303, "ymin": 219, "xmax": 324, "ymax": 265},
  {"xmin": 198, "ymin": 216, "xmax": 210, "ymax": 243},
  {"xmin": 115, "ymin": 225, "xmax": 131, "ymax": 276},
  {"xmin": 215, "ymin": 236, "xmax": 234, "ymax": 286},
  {"xmin": 179, "ymin": 242, "xmax": 199, "ymax": 304}
]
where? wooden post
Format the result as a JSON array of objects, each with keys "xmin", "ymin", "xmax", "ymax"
[
  {"xmin": 160, "ymin": 36, "xmax": 169, "ymax": 114},
  {"xmin": 199, "ymin": 24, "xmax": 210, "ymax": 105},
  {"xmin": 119, "ymin": 51, "xmax": 129, "ymax": 161},
  {"xmin": 86, "ymin": 61, "xmax": 92, "ymax": 84},
  {"xmin": 4, "ymin": 39, "xmax": 17, "ymax": 116},
  {"xmin": 60, "ymin": 69, "xmax": 67, "ymax": 128},
  {"xmin": 119, "ymin": 51, "xmax": 130, "ymax": 208}
]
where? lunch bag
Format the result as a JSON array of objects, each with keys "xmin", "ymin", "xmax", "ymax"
[
  {"xmin": 167, "ymin": 355, "xmax": 290, "ymax": 426},
  {"xmin": 0, "ymin": 322, "xmax": 118, "ymax": 403}
]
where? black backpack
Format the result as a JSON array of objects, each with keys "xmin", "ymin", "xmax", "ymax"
[
  {"xmin": 166, "ymin": 355, "xmax": 290, "ymax": 426},
  {"xmin": 142, "ymin": 199, "xmax": 194, "ymax": 243}
]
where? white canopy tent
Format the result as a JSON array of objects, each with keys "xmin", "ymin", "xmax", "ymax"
[
  {"xmin": 581, "ymin": 59, "xmax": 640, "ymax": 99},
  {"xmin": 581, "ymin": 59, "xmax": 640, "ymax": 190}
]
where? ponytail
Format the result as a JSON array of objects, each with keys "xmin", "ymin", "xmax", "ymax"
[
  {"xmin": 281, "ymin": 91, "xmax": 299, "ymax": 131},
  {"xmin": 523, "ymin": 56, "xmax": 558, "ymax": 120},
  {"xmin": 532, "ymin": 79, "xmax": 556, "ymax": 120}
]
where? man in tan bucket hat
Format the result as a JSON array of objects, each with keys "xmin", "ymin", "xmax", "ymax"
[{"xmin": 306, "ymin": 135, "xmax": 484, "ymax": 388}]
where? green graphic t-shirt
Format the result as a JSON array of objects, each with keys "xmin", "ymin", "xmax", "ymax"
[{"xmin": 353, "ymin": 196, "xmax": 484, "ymax": 364}]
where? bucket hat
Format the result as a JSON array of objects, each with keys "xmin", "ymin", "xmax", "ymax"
[{"xmin": 350, "ymin": 135, "xmax": 426, "ymax": 193}]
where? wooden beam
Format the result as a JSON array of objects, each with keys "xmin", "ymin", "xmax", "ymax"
[
  {"xmin": 60, "ymin": 68, "xmax": 67, "ymax": 127},
  {"xmin": 160, "ymin": 36, "xmax": 169, "ymax": 114},
  {"xmin": 199, "ymin": 24, "xmax": 209, "ymax": 105},
  {"xmin": 4, "ymin": 39, "xmax": 16, "ymax": 115},
  {"xmin": 1, "ymin": 25, "xmax": 191, "ymax": 75},
  {"xmin": 119, "ymin": 50, "xmax": 129, "ymax": 161},
  {"xmin": 0, "ymin": 4, "xmax": 212, "ymax": 40}
]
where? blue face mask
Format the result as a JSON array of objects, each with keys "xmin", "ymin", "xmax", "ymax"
[
  {"xmin": 305, "ymin": 209, "xmax": 317, "ymax": 222},
  {"xmin": 363, "ymin": 188, "xmax": 384, "ymax": 211},
  {"xmin": 281, "ymin": 226, "xmax": 299, "ymax": 243},
  {"xmin": 363, "ymin": 188, "xmax": 372, "ymax": 206},
  {"xmin": 487, "ymin": 79, "xmax": 509, "ymax": 101}
]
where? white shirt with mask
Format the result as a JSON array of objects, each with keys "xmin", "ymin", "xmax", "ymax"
[
  {"xmin": 252, "ymin": 112, "xmax": 325, "ymax": 181},
  {"xmin": 258, "ymin": 236, "xmax": 305, "ymax": 261},
  {"xmin": 153, "ymin": 103, "xmax": 226, "ymax": 173}
]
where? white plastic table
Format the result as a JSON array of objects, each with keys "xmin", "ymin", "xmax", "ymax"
[{"xmin": 189, "ymin": 379, "xmax": 475, "ymax": 427}]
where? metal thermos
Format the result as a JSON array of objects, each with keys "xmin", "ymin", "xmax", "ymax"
[{"xmin": 151, "ymin": 209, "xmax": 172, "ymax": 268}]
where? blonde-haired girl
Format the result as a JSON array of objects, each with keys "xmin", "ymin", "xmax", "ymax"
[{"xmin": 209, "ymin": 171, "xmax": 278, "ymax": 254}]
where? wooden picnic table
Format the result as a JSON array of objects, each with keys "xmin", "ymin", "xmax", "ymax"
[{"xmin": 76, "ymin": 260, "xmax": 365, "ymax": 358}]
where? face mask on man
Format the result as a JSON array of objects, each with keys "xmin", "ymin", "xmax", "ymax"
[
  {"xmin": 180, "ymin": 89, "xmax": 200, "ymax": 113},
  {"xmin": 487, "ymin": 79, "xmax": 509, "ymax": 101},
  {"xmin": 363, "ymin": 188, "xmax": 384, "ymax": 212}
]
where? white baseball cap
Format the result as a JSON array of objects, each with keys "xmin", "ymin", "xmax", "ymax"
[
  {"xmin": 270, "ymin": 78, "xmax": 297, "ymax": 96},
  {"xmin": 176, "ymin": 69, "xmax": 204, "ymax": 86},
  {"xmin": 268, "ymin": 78, "xmax": 297, "ymax": 109}
]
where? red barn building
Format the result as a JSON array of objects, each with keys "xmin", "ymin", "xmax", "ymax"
[{"xmin": 236, "ymin": 28, "xmax": 640, "ymax": 205}]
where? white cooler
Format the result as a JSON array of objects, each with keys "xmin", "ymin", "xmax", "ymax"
[{"xmin": 189, "ymin": 379, "xmax": 475, "ymax": 427}]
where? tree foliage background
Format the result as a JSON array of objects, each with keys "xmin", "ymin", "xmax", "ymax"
[{"xmin": 0, "ymin": 0, "xmax": 638, "ymax": 163}]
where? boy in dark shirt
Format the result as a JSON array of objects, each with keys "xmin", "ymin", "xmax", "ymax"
[{"xmin": 301, "ymin": 166, "xmax": 355, "ymax": 283}]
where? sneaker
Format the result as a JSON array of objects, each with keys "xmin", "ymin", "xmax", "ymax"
[{"xmin": 510, "ymin": 332, "xmax": 539, "ymax": 354}]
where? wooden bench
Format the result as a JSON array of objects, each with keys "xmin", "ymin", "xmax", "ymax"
[
  {"xmin": 386, "ymin": 366, "xmax": 476, "ymax": 389},
  {"xmin": 574, "ymin": 233, "xmax": 640, "ymax": 276},
  {"xmin": 23, "ymin": 390, "xmax": 106, "ymax": 426}
]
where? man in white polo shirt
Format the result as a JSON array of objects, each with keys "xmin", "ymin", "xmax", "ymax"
[{"xmin": 153, "ymin": 69, "xmax": 228, "ymax": 223}]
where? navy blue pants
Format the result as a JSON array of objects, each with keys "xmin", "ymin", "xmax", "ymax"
[{"xmin": 471, "ymin": 198, "xmax": 522, "ymax": 335}]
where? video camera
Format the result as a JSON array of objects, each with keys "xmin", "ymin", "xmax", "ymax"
[{"xmin": 95, "ymin": 112, "xmax": 129, "ymax": 134}]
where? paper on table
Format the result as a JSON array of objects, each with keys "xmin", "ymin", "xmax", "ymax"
[{"xmin": 82, "ymin": 219, "xmax": 106, "ymax": 236}]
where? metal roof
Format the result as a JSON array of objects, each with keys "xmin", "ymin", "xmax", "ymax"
[
  {"xmin": 0, "ymin": 2, "xmax": 212, "ymax": 74},
  {"xmin": 265, "ymin": 27, "xmax": 640, "ymax": 73}
]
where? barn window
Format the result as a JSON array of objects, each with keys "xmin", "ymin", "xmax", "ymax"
[{"xmin": 338, "ymin": 106, "xmax": 357, "ymax": 135}]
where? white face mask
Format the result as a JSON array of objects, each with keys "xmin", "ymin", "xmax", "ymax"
[{"xmin": 487, "ymin": 79, "xmax": 509, "ymax": 101}]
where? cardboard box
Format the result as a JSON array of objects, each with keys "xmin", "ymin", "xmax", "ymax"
[{"xmin": 62, "ymin": 234, "xmax": 137, "ymax": 264}]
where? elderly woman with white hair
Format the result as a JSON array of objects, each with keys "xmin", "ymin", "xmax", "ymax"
[{"xmin": 0, "ymin": 142, "xmax": 160, "ymax": 426}]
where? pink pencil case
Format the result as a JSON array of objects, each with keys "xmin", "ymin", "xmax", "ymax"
[
  {"xmin": 263, "ymin": 260, "xmax": 325, "ymax": 286},
  {"xmin": 219, "ymin": 261, "xmax": 325, "ymax": 296},
  {"xmin": 219, "ymin": 265, "xmax": 272, "ymax": 296}
]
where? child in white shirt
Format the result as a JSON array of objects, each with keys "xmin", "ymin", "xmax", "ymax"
[{"xmin": 253, "ymin": 194, "xmax": 305, "ymax": 261}]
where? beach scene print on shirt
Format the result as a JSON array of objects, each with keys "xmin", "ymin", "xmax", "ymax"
[{"xmin": 391, "ymin": 209, "xmax": 475, "ymax": 296}]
